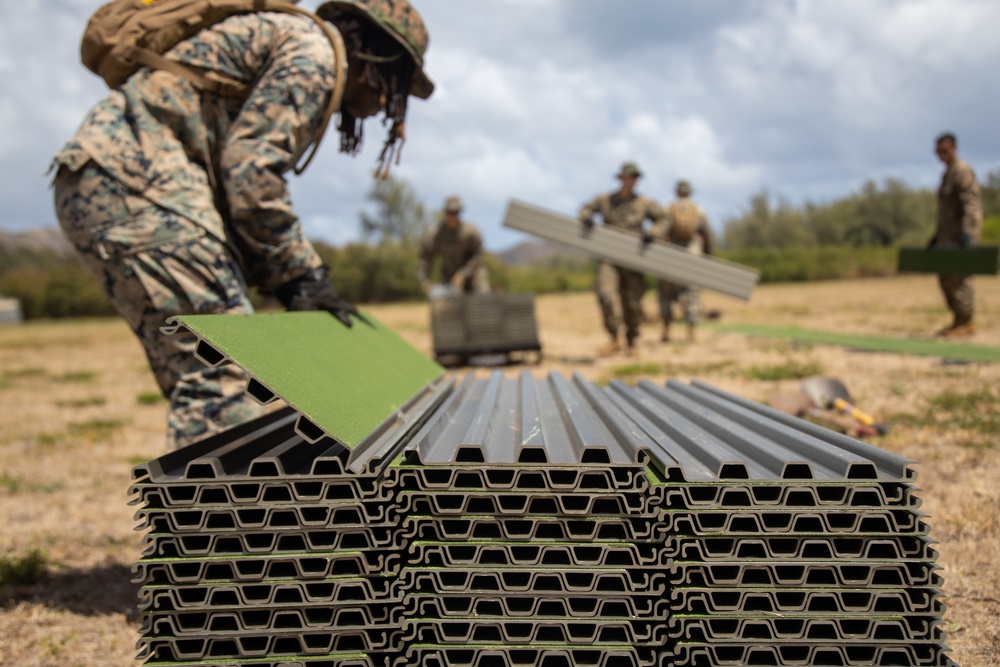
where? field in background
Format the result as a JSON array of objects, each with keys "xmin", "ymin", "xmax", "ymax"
[{"xmin": 1, "ymin": 274, "xmax": 998, "ymax": 666}]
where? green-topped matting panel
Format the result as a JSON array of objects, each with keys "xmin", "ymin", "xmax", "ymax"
[
  {"xmin": 175, "ymin": 312, "xmax": 444, "ymax": 447},
  {"xmin": 898, "ymin": 246, "xmax": 999, "ymax": 275},
  {"xmin": 707, "ymin": 322, "xmax": 1000, "ymax": 362}
]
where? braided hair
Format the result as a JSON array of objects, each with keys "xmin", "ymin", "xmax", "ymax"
[{"xmin": 325, "ymin": 13, "xmax": 415, "ymax": 178}]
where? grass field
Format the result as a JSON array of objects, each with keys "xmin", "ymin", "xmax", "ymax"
[{"xmin": 1, "ymin": 274, "xmax": 999, "ymax": 666}]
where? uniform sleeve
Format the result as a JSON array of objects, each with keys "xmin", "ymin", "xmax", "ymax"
[
  {"xmin": 698, "ymin": 211, "xmax": 715, "ymax": 255},
  {"xmin": 218, "ymin": 19, "xmax": 336, "ymax": 292},
  {"xmin": 578, "ymin": 194, "xmax": 604, "ymax": 222},
  {"xmin": 417, "ymin": 229, "xmax": 435, "ymax": 283},
  {"xmin": 957, "ymin": 166, "xmax": 983, "ymax": 242},
  {"xmin": 645, "ymin": 200, "xmax": 669, "ymax": 238}
]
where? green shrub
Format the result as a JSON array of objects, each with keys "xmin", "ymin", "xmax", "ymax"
[{"xmin": 0, "ymin": 549, "xmax": 48, "ymax": 587}]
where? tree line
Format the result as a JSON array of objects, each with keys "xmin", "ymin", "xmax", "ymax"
[{"xmin": 2, "ymin": 171, "xmax": 998, "ymax": 319}]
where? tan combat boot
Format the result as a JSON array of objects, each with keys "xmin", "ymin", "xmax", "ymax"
[
  {"xmin": 661, "ymin": 323, "xmax": 671, "ymax": 343},
  {"xmin": 597, "ymin": 336, "xmax": 622, "ymax": 357},
  {"xmin": 945, "ymin": 316, "xmax": 975, "ymax": 338},
  {"xmin": 687, "ymin": 323, "xmax": 697, "ymax": 343}
]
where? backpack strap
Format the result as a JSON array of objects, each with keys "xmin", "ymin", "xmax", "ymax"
[{"xmin": 132, "ymin": 47, "xmax": 250, "ymax": 97}]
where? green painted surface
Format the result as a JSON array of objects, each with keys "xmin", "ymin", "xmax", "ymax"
[
  {"xmin": 176, "ymin": 312, "xmax": 443, "ymax": 447},
  {"xmin": 898, "ymin": 246, "xmax": 999, "ymax": 275},
  {"xmin": 707, "ymin": 322, "xmax": 1000, "ymax": 362}
]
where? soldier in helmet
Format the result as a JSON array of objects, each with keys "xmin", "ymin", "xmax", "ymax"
[
  {"xmin": 50, "ymin": 0, "xmax": 435, "ymax": 449},
  {"xmin": 418, "ymin": 196, "xmax": 491, "ymax": 295},
  {"xmin": 579, "ymin": 162, "xmax": 667, "ymax": 356},
  {"xmin": 654, "ymin": 180, "xmax": 715, "ymax": 343},
  {"xmin": 929, "ymin": 132, "xmax": 982, "ymax": 337}
]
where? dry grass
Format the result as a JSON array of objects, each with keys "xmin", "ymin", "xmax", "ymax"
[{"xmin": 1, "ymin": 275, "xmax": 999, "ymax": 666}]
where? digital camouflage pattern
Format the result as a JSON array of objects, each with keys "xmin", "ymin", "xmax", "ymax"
[
  {"xmin": 594, "ymin": 261, "xmax": 621, "ymax": 338},
  {"xmin": 53, "ymin": 163, "xmax": 264, "ymax": 448},
  {"xmin": 579, "ymin": 191, "xmax": 666, "ymax": 344},
  {"xmin": 935, "ymin": 158, "xmax": 983, "ymax": 322},
  {"xmin": 417, "ymin": 220, "xmax": 490, "ymax": 293},
  {"xmin": 51, "ymin": 12, "xmax": 342, "ymax": 448},
  {"xmin": 654, "ymin": 197, "xmax": 715, "ymax": 327}
]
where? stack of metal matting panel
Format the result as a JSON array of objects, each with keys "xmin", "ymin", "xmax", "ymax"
[
  {"xmin": 131, "ymin": 312, "xmax": 952, "ymax": 667},
  {"xmin": 130, "ymin": 408, "xmax": 408, "ymax": 667},
  {"xmin": 387, "ymin": 371, "xmax": 669, "ymax": 667},
  {"xmin": 430, "ymin": 293, "xmax": 542, "ymax": 363},
  {"xmin": 605, "ymin": 378, "xmax": 951, "ymax": 667}
]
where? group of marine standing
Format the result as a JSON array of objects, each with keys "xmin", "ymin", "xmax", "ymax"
[{"xmin": 48, "ymin": 0, "xmax": 987, "ymax": 450}]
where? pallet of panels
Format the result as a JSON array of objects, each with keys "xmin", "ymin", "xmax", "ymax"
[
  {"xmin": 430, "ymin": 293, "xmax": 542, "ymax": 364},
  {"xmin": 129, "ymin": 312, "xmax": 954, "ymax": 667}
]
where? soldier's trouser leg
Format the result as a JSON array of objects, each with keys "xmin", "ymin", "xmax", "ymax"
[
  {"xmin": 53, "ymin": 162, "xmax": 264, "ymax": 450},
  {"xmin": 617, "ymin": 268, "xmax": 645, "ymax": 345},
  {"xmin": 657, "ymin": 280, "xmax": 677, "ymax": 325},
  {"xmin": 939, "ymin": 274, "xmax": 974, "ymax": 323},
  {"xmin": 680, "ymin": 287, "xmax": 702, "ymax": 325},
  {"xmin": 595, "ymin": 261, "xmax": 621, "ymax": 337}
]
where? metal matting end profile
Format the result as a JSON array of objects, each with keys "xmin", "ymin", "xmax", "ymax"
[
  {"xmin": 163, "ymin": 312, "xmax": 445, "ymax": 453},
  {"xmin": 503, "ymin": 198, "xmax": 759, "ymax": 301}
]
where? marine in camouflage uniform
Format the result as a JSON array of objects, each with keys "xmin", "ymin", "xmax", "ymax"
[
  {"xmin": 418, "ymin": 196, "xmax": 490, "ymax": 294},
  {"xmin": 654, "ymin": 180, "xmax": 714, "ymax": 342},
  {"xmin": 579, "ymin": 162, "xmax": 667, "ymax": 355},
  {"xmin": 51, "ymin": 0, "xmax": 434, "ymax": 449},
  {"xmin": 930, "ymin": 133, "xmax": 982, "ymax": 337}
]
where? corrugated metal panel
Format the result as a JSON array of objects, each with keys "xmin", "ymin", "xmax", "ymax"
[
  {"xmin": 898, "ymin": 245, "xmax": 999, "ymax": 275},
  {"xmin": 503, "ymin": 199, "xmax": 759, "ymax": 300},
  {"xmin": 131, "ymin": 369, "xmax": 952, "ymax": 667},
  {"xmin": 430, "ymin": 293, "xmax": 542, "ymax": 357},
  {"xmin": 165, "ymin": 312, "xmax": 444, "ymax": 453}
]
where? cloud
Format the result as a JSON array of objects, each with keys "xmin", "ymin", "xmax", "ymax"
[{"xmin": 0, "ymin": 0, "xmax": 997, "ymax": 252}]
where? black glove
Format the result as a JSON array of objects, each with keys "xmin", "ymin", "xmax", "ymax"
[
  {"xmin": 276, "ymin": 267, "xmax": 360, "ymax": 327},
  {"xmin": 641, "ymin": 230, "xmax": 654, "ymax": 246},
  {"xmin": 581, "ymin": 216, "xmax": 596, "ymax": 229},
  {"xmin": 959, "ymin": 233, "xmax": 972, "ymax": 249}
]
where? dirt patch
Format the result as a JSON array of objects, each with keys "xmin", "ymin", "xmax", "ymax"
[{"xmin": 1, "ymin": 275, "xmax": 998, "ymax": 666}]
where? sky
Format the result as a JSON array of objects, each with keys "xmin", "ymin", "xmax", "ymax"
[{"xmin": 1, "ymin": 0, "xmax": 999, "ymax": 252}]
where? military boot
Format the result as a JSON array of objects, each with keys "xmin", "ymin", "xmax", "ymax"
[
  {"xmin": 945, "ymin": 315, "xmax": 975, "ymax": 338},
  {"xmin": 597, "ymin": 336, "xmax": 622, "ymax": 357},
  {"xmin": 687, "ymin": 323, "xmax": 697, "ymax": 343},
  {"xmin": 661, "ymin": 323, "xmax": 671, "ymax": 343}
]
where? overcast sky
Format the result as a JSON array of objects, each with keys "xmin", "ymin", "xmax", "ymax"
[{"xmin": 2, "ymin": 0, "xmax": 998, "ymax": 251}]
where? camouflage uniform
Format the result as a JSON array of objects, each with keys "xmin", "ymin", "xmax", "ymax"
[
  {"xmin": 655, "ymin": 198, "xmax": 714, "ymax": 327},
  {"xmin": 933, "ymin": 158, "xmax": 982, "ymax": 324},
  {"xmin": 51, "ymin": 13, "xmax": 340, "ymax": 449},
  {"xmin": 417, "ymin": 221, "xmax": 490, "ymax": 294},
  {"xmin": 579, "ymin": 192, "xmax": 666, "ymax": 344}
]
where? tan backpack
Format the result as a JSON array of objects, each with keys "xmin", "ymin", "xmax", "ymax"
[
  {"xmin": 668, "ymin": 200, "xmax": 700, "ymax": 244},
  {"xmin": 80, "ymin": 0, "xmax": 346, "ymax": 173}
]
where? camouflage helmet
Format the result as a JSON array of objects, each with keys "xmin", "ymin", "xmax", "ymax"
[
  {"xmin": 316, "ymin": 0, "xmax": 434, "ymax": 99},
  {"xmin": 675, "ymin": 180, "xmax": 693, "ymax": 196},
  {"xmin": 616, "ymin": 161, "xmax": 642, "ymax": 179},
  {"xmin": 444, "ymin": 195, "xmax": 463, "ymax": 213}
]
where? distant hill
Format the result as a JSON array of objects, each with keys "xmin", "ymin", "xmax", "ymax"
[
  {"xmin": 0, "ymin": 227, "xmax": 74, "ymax": 258},
  {"xmin": 495, "ymin": 240, "xmax": 589, "ymax": 267}
]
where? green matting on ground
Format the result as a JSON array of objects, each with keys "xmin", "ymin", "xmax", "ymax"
[
  {"xmin": 175, "ymin": 312, "xmax": 444, "ymax": 447},
  {"xmin": 707, "ymin": 322, "xmax": 1000, "ymax": 362}
]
